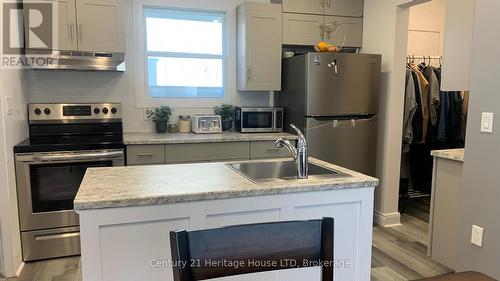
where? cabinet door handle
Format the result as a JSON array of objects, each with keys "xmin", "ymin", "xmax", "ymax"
[
  {"xmin": 35, "ymin": 232, "xmax": 80, "ymax": 241},
  {"xmin": 69, "ymin": 23, "xmax": 75, "ymax": 42},
  {"xmin": 68, "ymin": 23, "xmax": 71, "ymax": 42},
  {"xmin": 247, "ymin": 67, "xmax": 252, "ymax": 82},
  {"xmin": 327, "ymin": 0, "xmax": 331, "ymax": 8},
  {"xmin": 78, "ymin": 23, "xmax": 84, "ymax": 42},
  {"xmin": 136, "ymin": 153, "xmax": 155, "ymax": 157},
  {"xmin": 319, "ymin": 25, "xmax": 325, "ymax": 41}
]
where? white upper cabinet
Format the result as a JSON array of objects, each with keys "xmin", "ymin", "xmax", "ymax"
[
  {"xmin": 324, "ymin": 16, "xmax": 363, "ymax": 48},
  {"xmin": 237, "ymin": 2, "xmax": 282, "ymax": 91},
  {"xmin": 76, "ymin": 0, "xmax": 125, "ymax": 53},
  {"xmin": 55, "ymin": 0, "xmax": 77, "ymax": 51},
  {"xmin": 26, "ymin": 0, "xmax": 77, "ymax": 51},
  {"xmin": 282, "ymin": 13, "xmax": 323, "ymax": 45},
  {"xmin": 282, "ymin": 14, "xmax": 363, "ymax": 47},
  {"xmin": 275, "ymin": 0, "xmax": 363, "ymax": 17},
  {"xmin": 325, "ymin": 0, "xmax": 364, "ymax": 17},
  {"xmin": 281, "ymin": 0, "xmax": 324, "ymax": 15},
  {"xmin": 275, "ymin": 0, "xmax": 364, "ymax": 47}
]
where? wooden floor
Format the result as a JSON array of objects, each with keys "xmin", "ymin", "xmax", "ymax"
[
  {"xmin": 1, "ymin": 256, "xmax": 81, "ymax": 281},
  {"xmin": 2, "ymin": 206, "xmax": 451, "ymax": 281},
  {"xmin": 371, "ymin": 199, "xmax": 452, "ymax": 281}
]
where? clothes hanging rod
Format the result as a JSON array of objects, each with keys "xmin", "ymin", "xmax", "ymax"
[{"xmin": 407, "ymin": 55, "xmax": 442, "ymax": 59}]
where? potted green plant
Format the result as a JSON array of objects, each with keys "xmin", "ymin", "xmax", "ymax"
[
  {"xmin": 147, "ymin": 105, "xmax": 172, "ymax": 134},
  {"xmin": 213, "ymin": 104, "xmax": 235, "ymax": 131}
]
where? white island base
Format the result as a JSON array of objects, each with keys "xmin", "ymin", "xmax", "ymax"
[{"xmin": 77, "ymin": 187, "xmax": 374, "ymax": 281}]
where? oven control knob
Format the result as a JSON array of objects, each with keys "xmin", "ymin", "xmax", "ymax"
[
  {"xmin": 111, "ymin": 107, "xmax": 117, "ymax": 114},
  {"xmin": 94, "ymin": 108, "xmax": 100, "ymax": 114},
  {"xmin": 102, "ymin": 107, "xmax": 109, "ymax": 115},
  {"xmin": 44, "ymin": 108, "xmax": 51, "ymax": 115},
  {"xmin": 34, "ymin": 108, "xmax": 41, "ymax": 115}
]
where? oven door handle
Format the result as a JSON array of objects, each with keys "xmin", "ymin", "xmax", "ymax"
[
  {"xmin": 35, "ymin": 231, "xmax": 80, "ymax": 241},
  {"xmin": 28, "ymin": 151, "xmax": 124, "ymax": 162}
]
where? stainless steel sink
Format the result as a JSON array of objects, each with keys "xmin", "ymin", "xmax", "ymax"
[{"xmin": 226, "ymin": 161, "xmax": 349, "ymax": 183}]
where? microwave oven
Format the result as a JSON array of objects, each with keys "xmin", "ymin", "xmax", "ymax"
[{"xmin": 235, "ymin": 107, "xmax": 284, "ymax": 133}]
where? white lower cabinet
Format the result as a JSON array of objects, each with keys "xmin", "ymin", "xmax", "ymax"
[
  {"xmin": 429, "ymin": 157, "xmax": 464, "ymax": 270},
  {"xmin": 250, "ymin": 141, "xmax": 293, "ymax": 159},
  {"xmin": 78, "ymin": 188, "xmax": 375, "ymax": 281},
  {"xmin": 126, "ymin": 141, "xmax": 292, "ymax": 166},
  {"xmin": 126, "ymin": 145, "xmax": 165, "ymax": 165},
  {"xmin": 165, "ymin": 142, "xmax": 249, "ymax": 164}
]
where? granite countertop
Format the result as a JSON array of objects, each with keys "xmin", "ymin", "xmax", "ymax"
[
  {"xmin": 431, "ymin": 148, "xmax": 465, "ymax": 162},
  {"xmin": 123, "ymin": 132, "xmax": 298, "ymax": 145},
  {"xmin": 74, "ymin": 158, "xmax": 379, "ymax": 210}
]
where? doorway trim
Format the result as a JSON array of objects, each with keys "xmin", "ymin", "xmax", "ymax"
[{"xmin": 362, "ymin": 0, "xmax": 430, "ymax": 226}]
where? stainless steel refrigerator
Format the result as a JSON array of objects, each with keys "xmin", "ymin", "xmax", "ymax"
[{"xmin": 276, "ymin": 52, "xmax": 381, "ymax": 176}]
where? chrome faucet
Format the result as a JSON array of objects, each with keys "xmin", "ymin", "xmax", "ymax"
[{"xmin": 275, "ymin": 124, "xmax": 308, "ymax": 179}]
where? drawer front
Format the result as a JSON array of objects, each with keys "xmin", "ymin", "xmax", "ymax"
[
  {"xmin": 21, "ymin": 227, "xmax": 80, "ymax": 261},
  {"xmin": 126, "ymin": 145, "xmax": 166, "ymax": 165},
  {"xmin": 166, "ymin": 142, "xmax": 250, "ymax": 164},
  {"xmin": 250, "ymin": 141, "xmax": 294, "ymax": 159}
]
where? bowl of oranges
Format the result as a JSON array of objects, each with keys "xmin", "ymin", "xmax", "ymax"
[{"xmin": 315, "ymin": 41, "xmax": 338, "ymax": 52}]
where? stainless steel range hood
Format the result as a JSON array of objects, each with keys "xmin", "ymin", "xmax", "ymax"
[{"xmin": 25, "ymin": 49, "xmax": 126, "ymax": 72}]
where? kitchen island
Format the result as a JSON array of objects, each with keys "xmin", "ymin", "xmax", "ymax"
[
  {"xmin": 75, "ymin": 158, "xmax": 378, "ymax": 281},
  {"xmin": 428, "ymin": 148, "xmax": 465, "ymax": 269}
]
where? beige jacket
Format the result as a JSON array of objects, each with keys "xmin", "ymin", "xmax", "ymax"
[{"xmin": 410, "ymin": 64, "xmax": 430, "ymax": 143}]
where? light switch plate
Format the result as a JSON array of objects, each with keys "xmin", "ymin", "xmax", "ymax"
[
  {"xmin": 5, "ymin": 96, "xmax": 13, "ymax": 115},
  {"xmin": 471, "ymin": 225, "xmax": 484, "ymax": 247},
  {"xmin": 481, "ymin": 112, "xmax": 494, "ymax": 133}
]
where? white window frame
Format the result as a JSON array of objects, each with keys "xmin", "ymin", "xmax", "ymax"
[
  {"xmin": 133, "ymin": 0, "xmax": 232, "ymax": 108},
  {"xmin": 144, "ymin": 8, "xmax": 226, "ymax": 99}
]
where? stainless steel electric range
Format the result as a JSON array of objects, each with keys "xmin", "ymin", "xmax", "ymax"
[{"xmin": 14, "ymin": 103, "xmax": 125, "ymax": 261}]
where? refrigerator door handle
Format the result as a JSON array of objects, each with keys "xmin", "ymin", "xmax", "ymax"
[
  {"xmin": 328, "ymin": 60, "xmax": 339, "ymax": 74},
  {"xmin": 308, "ymin": 113, "xmax": 377, "ymax": 121}
]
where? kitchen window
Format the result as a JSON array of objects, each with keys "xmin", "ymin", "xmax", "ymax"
[{"xmin": 144, "ymin": 8, "xmax": 226, "ymax": 98}]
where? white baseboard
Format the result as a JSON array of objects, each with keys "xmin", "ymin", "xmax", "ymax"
[
  {"xmin": 15, "ymin": 262, "xmax": 24, "ymax": 277},
  {"xmin": 374, "ymin": 210, "xmax": 401, "ymax": 227}
]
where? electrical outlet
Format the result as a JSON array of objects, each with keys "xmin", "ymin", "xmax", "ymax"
[
  {"xmin": 471, "ymin": 225, "xmax": 484, "ymax": 247},
  {"xmin": 143, "ymin": 108, "xmax": 155, "ymax": 121}
]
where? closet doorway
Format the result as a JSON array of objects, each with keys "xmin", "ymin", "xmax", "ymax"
[{"xmin": 399, "ymin": 0, "xmax": 470, "ymax": 223}]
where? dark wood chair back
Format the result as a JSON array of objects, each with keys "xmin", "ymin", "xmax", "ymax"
[{"xmin": 170, "ymin": 217, "xmax": 334, "ymax": 281}]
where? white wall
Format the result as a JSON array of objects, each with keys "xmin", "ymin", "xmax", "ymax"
[
  {"xmin": 0, "ymin": 68, "xmax": 28, "ymax": 277},
  {"xmin": 408, "ymin": 0, "xmax": 445, "ymax": 56},
  {"xmin": 0, "ymin": 232, "xmax": 3, "ymax": 277},
  {"xmin": 25, "ymin": 0, "xmax": 273, "ymax": 133},
  {"xmin": 362, "ymin": 0, "xmax": 429, "ymax": 226},
  {"xmin": 440, "ymin": 0, "xmax": 475, "ymax": 91},
  {"xmin": 0, "ymin": 126, "xmax": 4, "ymax": 278},
  {"xmin": 455, "ymin": 0, "xmax": 500, "ymax": 278}
]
